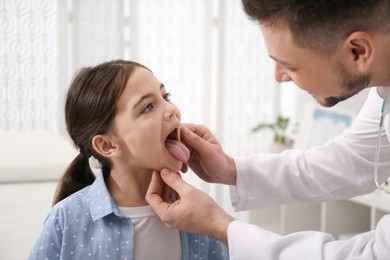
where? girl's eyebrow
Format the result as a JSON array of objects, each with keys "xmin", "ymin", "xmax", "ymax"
[{"xmin": 133, "ymin": 83, "xmax": 165, "ymax": 109}]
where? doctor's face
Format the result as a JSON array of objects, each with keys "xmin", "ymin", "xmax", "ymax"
[{"xmin": 260, "ymin": 24, "xmax": 371, "ymax": 107}]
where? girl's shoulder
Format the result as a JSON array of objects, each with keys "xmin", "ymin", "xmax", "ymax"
[{"xmin": 49, "ymin": 185, "xmax": 92, "ymax": 219}]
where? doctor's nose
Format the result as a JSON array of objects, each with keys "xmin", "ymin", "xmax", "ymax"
[
  {"xmin": 275, "ymin": 64, "xmax": 292, "ymax": 83},
  {"xmin": 164, "ymin": 103, "xmax": 180, "ymax": 120}
]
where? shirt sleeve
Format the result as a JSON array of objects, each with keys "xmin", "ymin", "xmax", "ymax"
[
  {"xmin": 27, "ymin": 210, "xmax": 63, "ymax": 260},
  {"xmin": 227, "ymin": 216, "xmax": 390, "ymax": 259},
  {"xmin": 230, "ymin": 88, "xmax": 390, "ymax": 210}
]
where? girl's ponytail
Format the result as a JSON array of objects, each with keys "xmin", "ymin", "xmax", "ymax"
[{"xmin": 52, "ymin": 153, "xmax": 95, "ymax": 205}]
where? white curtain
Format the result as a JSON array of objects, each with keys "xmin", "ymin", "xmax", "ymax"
[{"xmin": 1, "ymin": 0, "xmax": 277, "ymax": 217}]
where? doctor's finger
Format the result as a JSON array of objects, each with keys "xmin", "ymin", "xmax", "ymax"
[
  {"xmin": 160, "ymin": 168, "xmax": 194, "ymax": 195},
  {"xmin": 181, "ymin": 126, "xmax": 214, "ymax": 153},
  {"xmin": 146, "ymin": 171, "xmax": 171, "ymax": 211}
]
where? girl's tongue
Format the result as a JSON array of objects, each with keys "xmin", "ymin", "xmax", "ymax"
[{"xmin": 165, "ymin": 139, "xmax": 190, "ymax": 163}]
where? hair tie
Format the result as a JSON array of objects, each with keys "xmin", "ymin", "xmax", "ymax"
[
  {"xmin": 79, "ymin": 144, "xmax": 92, "ymax": 158},
  {"xmin": 82, "ymin": 151, "xmax": 92, "ymax": 158}
]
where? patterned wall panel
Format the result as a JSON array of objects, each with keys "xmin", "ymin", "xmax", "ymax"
[{"xmin": 1, "ymin": 0, "xmax": 58, "ymax": 131}]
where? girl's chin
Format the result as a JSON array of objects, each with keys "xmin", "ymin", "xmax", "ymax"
[
  {"xmin": 169, "ymin": 161, "xmax": 183, "ymax": 173},
  {"xmin": 163, "ymin": 160, "xmax": 183, "ymax": 173},
  {"xmin": 161, "ymin": 151, "xmax": 183, "ymax": 172}
]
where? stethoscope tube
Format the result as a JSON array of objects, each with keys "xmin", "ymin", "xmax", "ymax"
[{"xmin": 374, "ymin": 99, "xmax": 390, "ymax": 193}]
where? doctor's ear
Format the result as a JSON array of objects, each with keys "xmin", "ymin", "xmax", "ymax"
[
  {"xmin": 92, "ymin": 135, "xmax": 120, "ymax": 158},
  {"xmin": 343, "ymin": 31, "xmax": 375, "ymax": 73}
]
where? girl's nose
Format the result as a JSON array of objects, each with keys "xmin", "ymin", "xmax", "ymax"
[{"xmin": 164, "ymin": 103, "xmax": 180, "ymax": 120}]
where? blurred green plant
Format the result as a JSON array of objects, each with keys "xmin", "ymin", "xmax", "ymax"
[{"xmin": 252, "ymin": 115, "xmax": 294, "ymax": 145}]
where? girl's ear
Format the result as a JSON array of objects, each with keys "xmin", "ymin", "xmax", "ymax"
[
  {"xmin": 92, "ymin": 135, "xmax": 120, "ymax": 158},
  {"xmin": 343, "ymin": 31, "xmax": 375, "ymax": 73}
]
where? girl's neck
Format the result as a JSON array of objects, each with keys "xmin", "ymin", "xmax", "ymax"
[{"xmin": 106, "ymin": 167, "xmax": 153, "ymax": 207}]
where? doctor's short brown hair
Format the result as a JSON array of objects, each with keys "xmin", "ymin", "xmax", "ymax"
[{"xmin": 242, "ymin": 0, "xmax": 390, "ymax": 55}]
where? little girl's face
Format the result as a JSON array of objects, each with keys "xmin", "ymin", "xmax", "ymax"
[{"xmin": 110, "ymin": 67, "xmax": 186, "ymax": 172}]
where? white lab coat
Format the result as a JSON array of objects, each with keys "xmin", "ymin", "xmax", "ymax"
[{"xmin": 228, "ymin": 87, "xmax": 390, "ymax": 259}]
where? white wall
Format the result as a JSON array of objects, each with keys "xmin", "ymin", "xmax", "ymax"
[{"xmin": 0, "ymin": 183, "xmax": 57, "ymax": 260}]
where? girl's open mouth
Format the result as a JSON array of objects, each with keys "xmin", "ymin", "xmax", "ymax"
[{"xmin": 165, "ymin": 127, "xmax": 190, "ymax": 163}]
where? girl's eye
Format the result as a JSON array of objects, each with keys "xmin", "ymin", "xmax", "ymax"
[
  {"xmin": 142, "ymin": 103, "xmax": 154, "ymax": 113},
  {"xmin": 164, "ymin": 92, "xmax": 171, "ymax": 102}
]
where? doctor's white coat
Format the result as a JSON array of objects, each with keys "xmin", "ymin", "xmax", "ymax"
[{"xmin": 228, "ymin": 87, "xmax": 390, "ymax": 259}]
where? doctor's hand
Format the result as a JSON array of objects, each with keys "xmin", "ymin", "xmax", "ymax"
[
  {"xmin": 180, "ymin": 123, "xmax": 236, "ymax": 185},
  {"xmin": 146, "ymin": 169, "xmax": 235, "ymax": 244}
]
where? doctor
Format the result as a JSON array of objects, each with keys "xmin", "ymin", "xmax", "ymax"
[{"xmin": 146, "ymin": 0, "xmax": 390, "ymax": 259}]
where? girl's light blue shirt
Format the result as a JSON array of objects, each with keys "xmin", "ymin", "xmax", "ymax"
[{"xmin": 28, "ymin": 171, "xmax": 229, "ymax": 260}]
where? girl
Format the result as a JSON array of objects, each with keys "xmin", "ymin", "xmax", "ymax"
[{"xmin": 28, "ymin": 60, "xmax": 228, "ymax": 260}]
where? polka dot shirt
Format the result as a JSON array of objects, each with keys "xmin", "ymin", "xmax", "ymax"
[{"xmin": 28, "ymin": 171, "xmax": 229, "ymax": 260}]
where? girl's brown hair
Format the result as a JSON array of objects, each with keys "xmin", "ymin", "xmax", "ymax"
[{"xmin": 53, "ymin": 60, "xmax": 149, "ymax": 205}]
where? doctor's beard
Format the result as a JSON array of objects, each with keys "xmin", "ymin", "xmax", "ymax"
[{"xmin": 316, "ymin": 62, "xmax": 371, "ymax": 107}]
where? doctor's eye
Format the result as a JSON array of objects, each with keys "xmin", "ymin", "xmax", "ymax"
[{"xmin": 163, "ymin": 92, "xmax": 172, "ymax": 102}]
